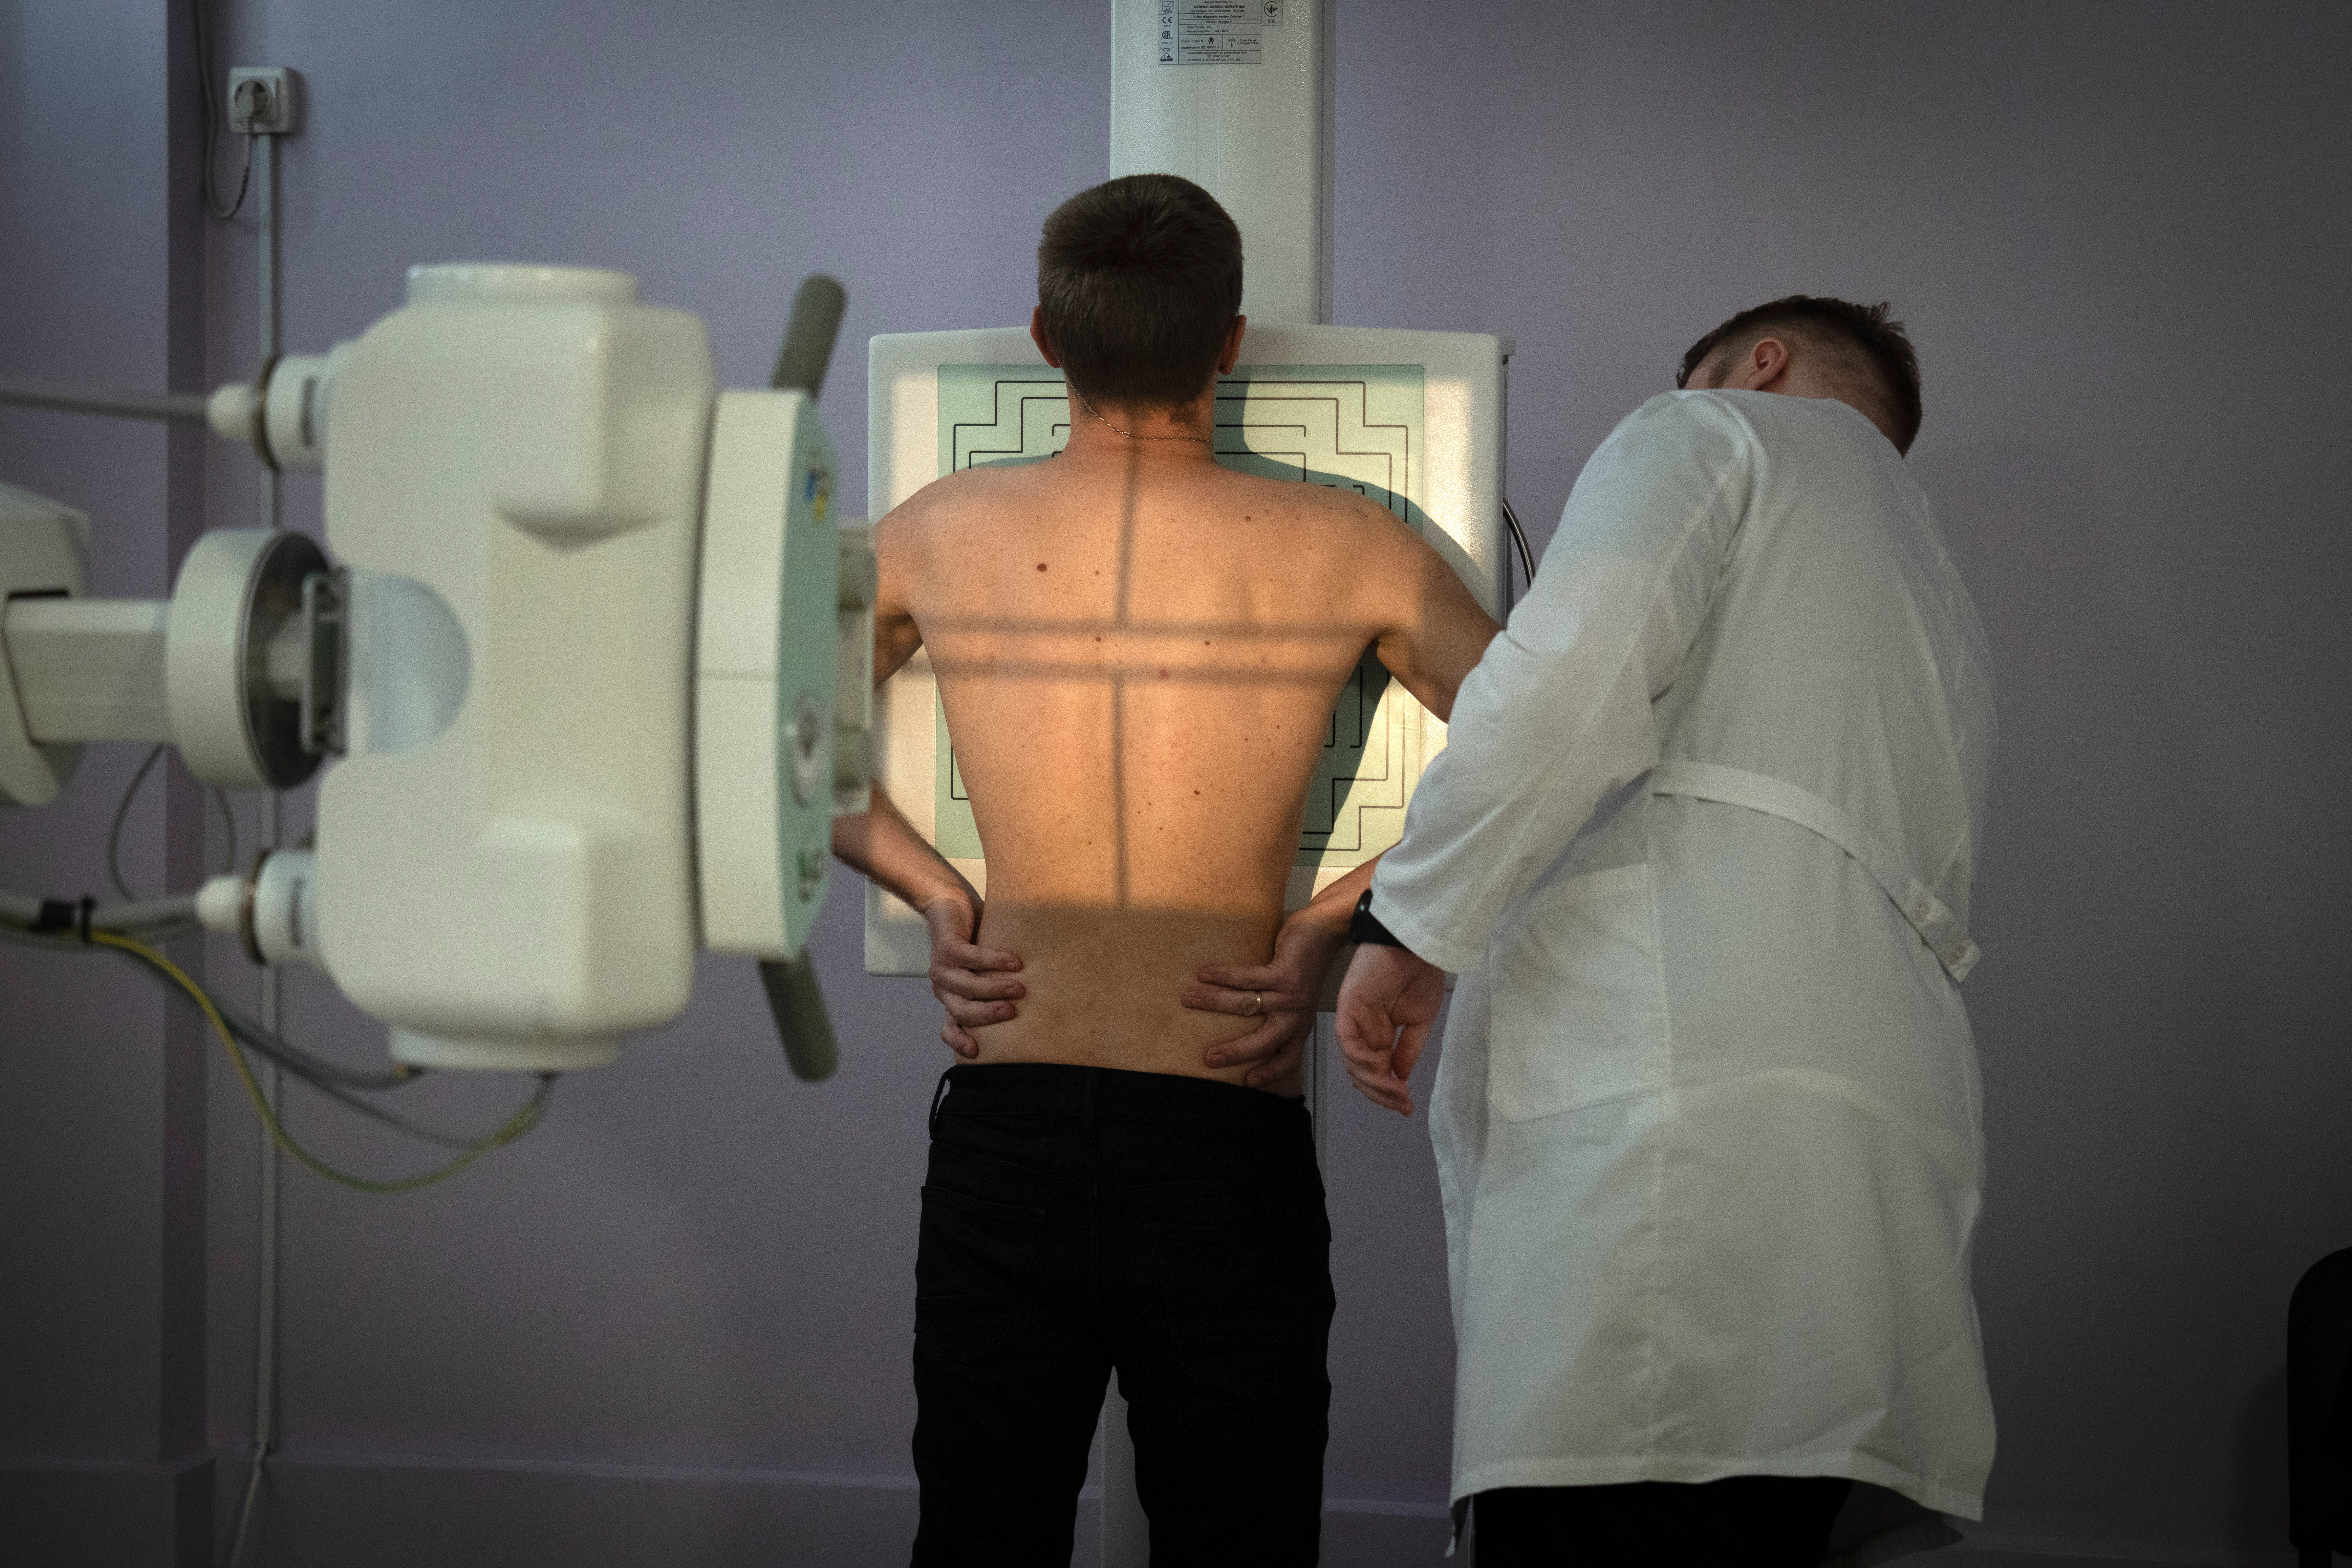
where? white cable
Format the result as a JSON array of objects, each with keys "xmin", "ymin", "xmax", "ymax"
[{"xmin": 0, "ymin": 888, "xmax": 201, "ymax": 933}]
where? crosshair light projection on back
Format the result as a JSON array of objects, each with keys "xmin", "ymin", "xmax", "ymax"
[
  {"xmin": 932, "ymin": 364, "xmax": 1425, "ymax": 872},
  {"xmin": 864, "ymin": 324, "xmax": 1506, "ymax": 976}
]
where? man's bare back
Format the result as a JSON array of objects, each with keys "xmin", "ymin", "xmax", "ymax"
[{"xmin": 866, "ymin": 409, "xmax": 1497, "ymax": 1086}]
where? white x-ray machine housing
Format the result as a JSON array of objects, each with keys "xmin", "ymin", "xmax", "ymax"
[{"xmin": 1, "ymin": 263, "xmax": 874, "ymax": 1076}]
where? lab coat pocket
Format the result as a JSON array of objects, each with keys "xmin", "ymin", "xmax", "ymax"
[{"xmin": 1486, "ymin": 863, "xmax": 1667, "ymax": 1123}]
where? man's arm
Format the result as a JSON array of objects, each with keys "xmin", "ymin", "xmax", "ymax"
[
  {"xmin": 1366, "ymin": 521, "xmax": 1502, "ymax": 722},
  {"xmin": 1180, "ymin": 515, "xmax": 1497, "ymax": 1077},
  {"xmin": 831, "ymin": 509, "xmax": 952, "ymax": 907},
  {"xmin": 831, "ymin": 511, "xmax": 1026, "ymax": 1052},
  {"xmin": 829, "ymin": 780, "xmax": 972, "ymax": 920}
]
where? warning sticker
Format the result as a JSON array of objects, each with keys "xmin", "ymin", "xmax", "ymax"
[{"xmin": 1157, "ymin": 0, "xmax": 1276, "ymax": 65}]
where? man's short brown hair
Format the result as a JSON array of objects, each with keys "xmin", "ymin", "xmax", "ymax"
[
  {"xmin": 1037, "ymin": 174, "xmax": 1243, "ymax": 411},
  {"xmin": 1676, "ymin": 295, "xmax": 1924, "ymax": 455}
]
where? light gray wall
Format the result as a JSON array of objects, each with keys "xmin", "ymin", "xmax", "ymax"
[
  {"xmin": 0, "ymin": 1, "xmax": 215, "ymax": 1559},
  {"xmin": 2, "ymin": 3, "xmax": 2347, "ymax": 1566},
  {"xmin": 1340, "ymin": 0, "xmax": 2352, "ymax": 1556}
]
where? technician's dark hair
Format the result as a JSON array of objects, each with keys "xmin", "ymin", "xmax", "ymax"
[
  {"xmin": 1676, "ymin": 295, "xmax": 1924, "ymax": 455},
  {"xmin": 1037, "ymin": 174, "xmax": 1243, "ymax": 411}
]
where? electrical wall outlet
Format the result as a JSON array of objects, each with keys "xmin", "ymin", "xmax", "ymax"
[{"xmin": 227, "ymin": 66, "xmax": 301, "ymax": 135}]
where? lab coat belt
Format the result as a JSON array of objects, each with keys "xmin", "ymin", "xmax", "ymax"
[{"xmin": 1649, "ymin": 759, "xmax": 1981, "ymax": 983}]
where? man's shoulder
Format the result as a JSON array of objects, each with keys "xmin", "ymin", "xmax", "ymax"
[
  {"xmin": 1220, "ymin": 467, "xmax": 1411, "ymax": 538},
  {"xmin": 908, "ymin": 460, "xmax": 1044, "ymax": 507},
  {"xmin": 878, "ymin": 461, "xmax": 1038, "ymax": 539},
  {"xmin": 1223, "ymin": 475, "xmax": 1437, "ymax": 594}
]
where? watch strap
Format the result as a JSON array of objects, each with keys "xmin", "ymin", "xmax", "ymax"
[{"xmin": 1350, "ymin": 888, "xmax": 1407, "ymax": 948}]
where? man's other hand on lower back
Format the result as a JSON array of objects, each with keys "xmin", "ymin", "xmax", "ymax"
[
  {"xmin": 1185, "ymin": 909, "xmax": 1350, "ymax": 1088},
  {"xmin": 922, "ymin": 895, "xmax": 1024, "ymax": 1058}
]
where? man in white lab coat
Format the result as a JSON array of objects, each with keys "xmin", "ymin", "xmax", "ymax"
[{"xmin": 1334, "ymin": 297, "xmax": 1996, "ymax": 1564}]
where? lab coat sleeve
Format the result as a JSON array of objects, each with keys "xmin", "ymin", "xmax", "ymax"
[{"xmin": 1372, "ymin": 393, "xmax": 1753, "ymax": 972}]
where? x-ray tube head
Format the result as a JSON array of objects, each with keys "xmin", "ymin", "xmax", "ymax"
[{"xmin": 315, "ymin": 262, "xmax": 714, "ymax": 1068}]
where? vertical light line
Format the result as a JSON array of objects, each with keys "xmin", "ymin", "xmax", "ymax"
[
  {"xmin": 1112, "ymin": 444, "xmax": 1138, "ymax": 627},
  {"xmin": 1110, "ymin": 447, "xmax": 1139, "ymax": 908},
  {"xmin": 1109, "ymin": 677, "xmax": 1128, "ymax": 910}
]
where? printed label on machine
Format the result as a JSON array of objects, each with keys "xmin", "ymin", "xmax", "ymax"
[
  {"xmin": 932, "ymin": 363, "xmax": 1427, "ymax": 883},
  {"xmin": 1157, "ymin": 0, "xmax": 1267, "ymax": 64}
]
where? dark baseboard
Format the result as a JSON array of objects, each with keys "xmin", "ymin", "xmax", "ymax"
[
  {"xmin": 0, "ymin": 1453, "xmax": 214, "ymax": 1568},
  {"xmin": 7, "ymin": 1450, "xmax": 2278, "ymax": 1568},
  {"xmin": 201, "ymin": 1451, "xmax": 1457, "ymax": 1568}
]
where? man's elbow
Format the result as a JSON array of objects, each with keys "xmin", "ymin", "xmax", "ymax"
[
  {"xmin": 829, "ymin": 812, "xmax": 873, "ymax": 871},
  {"xmin": 1398, "ymin": 660, "xmax": 1468, "ymax": 724},
  {"xmin": 1423, "ymin": 617, "xmax": 1502, "ymax": 722}
]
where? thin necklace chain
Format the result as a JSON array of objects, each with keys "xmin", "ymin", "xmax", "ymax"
[{"xmin": 1075, "ymin": 389, "xmax": 1212, "ymax": 445}]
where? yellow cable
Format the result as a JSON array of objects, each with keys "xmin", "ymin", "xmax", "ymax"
[{"xmin": 90, "ymin": 931, "xmax": 550, "ymax": 1194}]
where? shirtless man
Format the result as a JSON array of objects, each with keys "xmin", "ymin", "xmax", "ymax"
[{"xmin": 833, "ymin": 174, "xmax": 1497, "ymax": 1567}]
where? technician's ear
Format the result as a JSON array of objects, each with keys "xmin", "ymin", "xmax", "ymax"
[
  {"xmin": 1029, "ymin": 307, "xmax": 1064, "ymax": 369},
  {"xmin": 1727, "ymin": 335, "xmax": 1791, "ymax": 391},
  {"xmin": 1216, "ymin": 314, "xmax": 1247, "ymax": 376}
]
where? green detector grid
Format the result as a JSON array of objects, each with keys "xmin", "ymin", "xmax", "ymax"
[{"xmin": 933, "ymin": 364, "xmax": 1427, "ymax": 870}]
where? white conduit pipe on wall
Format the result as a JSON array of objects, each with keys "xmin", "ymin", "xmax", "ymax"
[{"xmin": 226, "ymin": 124, "xmax": 285, "ymax": 1568}]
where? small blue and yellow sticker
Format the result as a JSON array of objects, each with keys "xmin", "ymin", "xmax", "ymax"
[{"xmin": 804, "ymin": 449, "xmax": 834, "ymax": 525}]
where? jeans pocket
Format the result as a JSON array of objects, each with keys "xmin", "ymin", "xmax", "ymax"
[{"xmin": 915, "ymin": 1185, "xmax": 1047, "ymax": 1366}]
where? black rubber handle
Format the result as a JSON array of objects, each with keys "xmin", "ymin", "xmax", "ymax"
[
  {"xmin": 758, "ymin": 951, "xmax": 839, "ymax": 1082},
  {"xmin": 770, "ymin": 275, "xmax": 847, "ymax": 400}
]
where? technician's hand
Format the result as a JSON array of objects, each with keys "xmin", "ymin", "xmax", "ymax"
[
  {"xmin": 922, "ymin": 895, "xmax": 1024, "ymax": 1059},
  {"xmin": 1185, "ymin": 914, "xmax": 1347, "ymax": 1089},
  {"xmin": 1335, "ymin": 943, "xmax": 1445, "ymax": 1116}
]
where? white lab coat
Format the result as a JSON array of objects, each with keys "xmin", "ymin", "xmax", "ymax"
[{"xmin": 1372, "ymin": 389, "xmax": 1996, "ymax": 1519}]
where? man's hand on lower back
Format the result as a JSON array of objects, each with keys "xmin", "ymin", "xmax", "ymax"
[
  {"xmin": 1335, "ymin": 942, "xmax": 1446, "ymax": 1116},
  {"xmin": 922, "ymin": 895, "xmax": 1024, "ymax": 1058},
  {"xmin": 1184, "ymin": 911, "xmax": 1349, "ymax": 1088}
]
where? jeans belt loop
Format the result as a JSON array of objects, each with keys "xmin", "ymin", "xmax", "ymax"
[{"xmin": 928, "ymin": 1068, "xmax": 954, "ymax": 1139}]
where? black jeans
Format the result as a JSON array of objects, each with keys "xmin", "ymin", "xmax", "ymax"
[
  {"xmin": 1473, "ymin": 1476, "xmax": 1854, "ymax": 1566},
  {"xmin": 910, "ymin": 1063, "xmax": 1334, "ymax": 1567}
]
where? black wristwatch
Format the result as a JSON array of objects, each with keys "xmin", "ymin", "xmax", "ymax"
[{"xmin": 1350, "ymin": 889, "xmax": 1406, "ymax": 947}]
